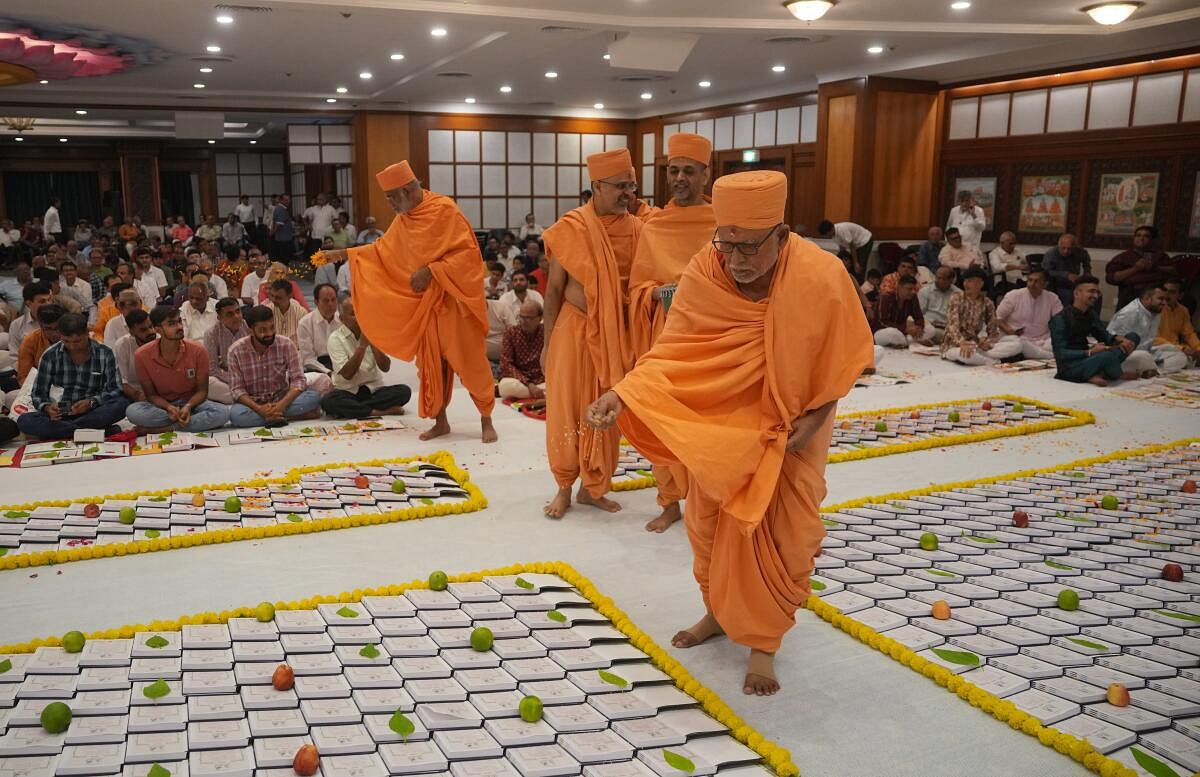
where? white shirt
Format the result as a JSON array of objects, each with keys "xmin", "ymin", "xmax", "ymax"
[
  {"xmin": 495, "ymin": 289, "xmax": 544, "ymax": 328},
  {"xmin": 337, "ymin": 263, "xmax": 351, "ymax": 295},
  {"xmin": 234, "ymin": 202, "xmax": 257, "ymax": 223},
  {"xmin": 180, "ymin": 298, "xmax": 218, "ymax": 342},
  {"xmin": 833, "ymin": 222, "xmax": 872, "ymax": 253},
  {"xmin": 147, "ymin": 265, "xmax": 168, "ymax": 292},
  {"xmin": 987, "ymin": 246, "xmax": 1026, "ymax": 284},
  {"xmin": 241, "ymin": 271, "xmax": 267, "ymax": 302},
  {"xmin": 296, "ymin": 309, "xmax": 341, "ymax": 372},
  {"xmin": 917, "ymin": 283, "xmax": 962, "ymax": 327},
  {"xmin": 518, "ymin": 224, "xmax": 543, "ymax": 241},
  {"xmin": 103, "ymin": 315, "xmax": 129, "ymax": 348},
  {"xmin": 43, "ymin": 206, "xmax": 61, "ymax": 237},
  {"xmin": 327, "ymin": 325, "xmax": 382, "ymax": 393},
  {"xmin": 132, "ymin": 273, "xmax": 160, "ymax": 311},
  {"xmin": 0, "ymin": 227, "xmax": 19, "ymax": 247},
  {"xmin": 1108, "ymin": 299, "xmax": 1160, "ymax": 352},
  {"xmin": 946, "ymin": 205, "xmax": 987, "ymax": 248},
  {"xmin": 60, "ymin": 278, "xmax": 94, "ymax": 313},
  {"xmin": 207, "ymin": 273, "xmax": 228, "ymax": 300},
  {"xmin": 357, "ymin": 229, "xmax": 383, "ymax": 245},
  {"xmin": 8, "ymin": 312, "xmax": 36, "ymax": 352},
  {"xmin": 304, "ymin": 204, "xmax": 338, "ymax": 239},
  {"xmin": 112, "ymin": 334, "xmax": 142, "ymax": 390}
]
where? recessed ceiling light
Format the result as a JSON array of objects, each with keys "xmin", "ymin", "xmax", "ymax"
[
  {"xmin": 431, "ymin": 27, "xmax": 447, "ymax": 37},
  {"xmin": 772, "ymin": 65, "xmax": 786, "ymax": 73},
  {"xmin": 207, "ymin": 139, "xmax": 216, "ymax": 144},
  {"xmin": 58, "ymin": 138, "xmax": 67, "ymax": 142},
  {"xmin": 216, "ymin": 14, "xmax": 233, "ymax": 23},
  {"xmin": 39, "ymin": 79, "xmax": 48, "ymax": 84},
  {"xmin": 336, "ymin": 87, "xmax": 348, "ymax": 94},
  {"xmin": 75, "ymin": 109, "xmax": 87, "ymax": 115},
  {"xmin": 199, "ymin": 67, "xmax": 213, "ymax": 73},
  {"xmin": 193, "ymin": 83, "xmax": 206, "ymax": 89},
  {"xmin": 593, "ymin": 102, "xmax": 604, "ymax": 109},
  {"xmin": 206, "ymin": 44, "xmax": 221, "ymax": 53},
  {"xmin": 465, "ymin": 97, "xmax": 476, "ymax": 103},
  {"xmin": 545, "ymin": 71, "xmax": 558, "ymax": 79},
  {"xmin": 14, "ymin": 137, "xmax": 24, "ymax": 141},
  {"xmin": 950, "ymin": 1, "xmax": 970, "ymax": 8},
  {"xmin": 1082, "ymin": 2, "xmax": 1142, "ymax": 24},
  {"xmin": 326, "ymin": 98, "xmax": 337, "ymax": 103},
  {"xmin": 698, "ymin": 80, "xmax": 711, "ymax": 88},
  {"xmin": 867, "ymin": 45, "xmax": 884, "ymax": 54},
  {"xmin": 390, "ymin": 53, "xmax": 405, "ymax": 61},
  {"xmin": 640, "ymin": 92, "xmax": 652, "ymax": 100},
  {"xmin": 249, "ymin": 140, "xmax": 257, "ymax": 145},
  {"xmin": 784, "ymin": 0, "xmax": 835, "ymax": 21},
  {"xmin": 499, "ymin": 85, "xmax": 512, "ymax": 93},
  {"xmin": 359, "ymin": 71, "xmax": 372, "ymax": 79},
  {"xmin": 602, "ymin": 54, "xmax": 611, "ymax": 60}
]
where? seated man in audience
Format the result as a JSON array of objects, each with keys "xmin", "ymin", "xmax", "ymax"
[
  {"xmin": 16, "ymin": 312, "xmax": 129, "ymax": 440},
  {"xmin": 203, "ymin": 297, "xmax": 249, "ymax": 405},
  {"xmin": 33, "ymin": 268, "xmax": 82, "ymax": 316},
  {"xmin": 357, "ymin": 216, "xmax": 383, "ymax": 245},
  {"xmin": 917, "ymin": 226, "xmax": 944, "ymax": 272},
  {"xmin": 917, "ymin": 266, "xmax": 960, "ymax": 344},
  {"xmin": 1050, "ymin": 275, "xmax": 1139, "ymax": 385},
  {"xmin": 873, "ymin": 274, "xmax": 932, "ymax": 349},
  {"xmin": 239, "ymin": 250, "xmax": 269, "ymax": 305},
  {"xmin": 113, "ymin": 309, "xmax": 157, "ymax": 404},
  {"xmin": 227, "ymin": 305, "xmax": 321, "ymax": 427},
  {"xmin": 197, "ymin": 256, "xmax": 229, "ymax": 300},
  {"xmin": 987, "ymin": 231, "xmax": 1026, "ymax": 297},
  {"xmin": 1108, "ymin": 282, "xmax": 1188, "ymax": 376},
  {"xmin": 8, "ymin": 282, "xmax": 52, "ymax": 353},
  {"xmin": 484, "ymin": 262, "xmax": 507, "ymax": 300},
  {"xmin": 879, "ymin": 255, "xmax": 922, "ymax": 296},
  {"xmin": 1105, "ymin": 225, "xmax": 1175, "ymax": 311},
  {"xmin": 267, "ymin": 278, "xmax": 306, "ymax": 341},
  {"xmin": 17, "ymin": 304, "xmax": 64, "ymax": 384},
  {"xmin": 91, "ymin": 279, "xmax": 128, "ymax": 340},
  {"xmin": 940, "ymin": 267, "xmax": 1023, "ymax": 365},
  {"xmin": 995, "ymin": 267, "xmax": 1062, "ymax": 359},
  {"xmin": 180, "ymin": 281, "xmax": 218, "ymax": 342},
  {"xmin": 937, "ymin": 227, "xmax": 984, "ymax": 273},
  {"xmin": 321, "ymin": 295, "xmax": 411, "ymax": 419},
  {"xmin": 496, "ymin": 270, "xmax": 544, "ymax": 328},
  {"xmin": 1154, "ymin": 279, "xmax": 1199, "ymax": 368},
  {"xmin": 296, "ymin": 283, "xmax": 340, "ymax": 373},
  {"xmin": 256, "ymin": 262, "xmax": 307, "ymax": 309},
  {"xmin": 860, "ymin": 268, "xmax": 881, "ymax": 297},
  {"xmin": 1043, "ymin": 233, "xmax": 1093, "ymax": 307},
  {"xmin": 59, "ymin": 261, "xmax": 94, "ymax": 316},
  {"xmin": 103, "ymin": 288, "xmax": 143, "ymax": 346},
  {"xmin": 126, "ymin": 306, "xmax": 229, "ymax": 433},
  {"xmin": 498, "ymin": 299, "xmax": 546, "ymax": 400}
]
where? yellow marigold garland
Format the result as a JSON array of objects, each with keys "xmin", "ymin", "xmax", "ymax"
[
  {"xmin": 309, "ymin": 250, "xmax": 329, "ymax": 267},
  {"xmin": 0, "ymin": 451, "xmax": 485, "ymax": 573},
  {"xmin": 0, "ymin": 561, "xmax": 801, "ymax": 777},
  {"xmin": 811, "ymin": 437, "xmax": 1200, "ymax": 777}
]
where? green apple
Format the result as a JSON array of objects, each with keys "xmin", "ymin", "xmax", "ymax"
[
  {"xmin": 118, "ymin": 507, "xmax": 136, "ymax": 525},
  {"xmin": 919, "ymin": 532, "xmax": 939, "ymax": 551},
  {"xmin": 470, "ymin": 627, "xmax": 494, "ymax": 652},
  {"xmin": 947, "ymin": 411, "xmax": 961, "ymax": 422},
  {"xmin": 873, "ymin": 421, "xmax": 887, "ymax": 433},
  {"xmin": 224, "ymin": 496, "xmax": 241, "ymax": 513},
  {"xmin": 1100, "ymin": 495, "xmax": 1118, "ymax": 510},
  {"xmin": 254, "ymin": 602, "xmax": 276, "ymax": 623},
  {"xmin": 40, "ymin": 702, "xmax": 71, "ymax": 733},
  {"xmin": 1057, "ymin": 589, "xmax": 1080, "ymax": 611},
  {"xmin": 428, "ymin": 570, "xmax": 449, "ymax": 591},
  {"xmin": 391, "ymin": 480, "xmax": 406, "ymax": 494},
  {"xmin": 62, "ymin": 631, "xmax": 85, "ymax": 653},
  {"xmin": 519, "ymin": 695, "xmax": 543, "ymax": 723}
]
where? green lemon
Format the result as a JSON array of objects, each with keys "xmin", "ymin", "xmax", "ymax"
[
  {"xmin": 1012, "ymin": 402, "xmax": 1024, "ymax": 412},
  {"xmin": 62, "ymin": 631, "xmax": 86, "ymax": 654},
  {"xmin": 254, "ymin": 602, "xmax": 276, "ymax": 623},
  {"xmin": 519, "ymin": 695, "xmax": 543, "ymax": 723},
  {"xmin": 1057, "ymin": 589, "xmax": 1080, "ymax": 611},
  {"xmin": 873, "ymin": 421, "xmax": 888, "ymax": 433},
  {"xmin": 947, "ymin": 411, "xmax": 961, "ymax": 422},
  {"xmin": 118, "ymin": 507, "xmax": 136, "ymax": 525},
  {"xmin": 224, "ymin": 496, "xmax": 241, "ymax": 513},
  {"xmin": 40, "ymin": 701, "xmax": 71, "ymax": 733},
  {"xmin": 391, "ymin": 480, "xmax": 406, "ymax": 494},
  {"xmin": 428, "ymin": 570, "xmax": 449, "ymax": 591},
  {"xmin": 919, "ymin": 532, "xmax": 939, "ymax": 551},
  {"xmin": 1101, "ymin": 495, "xmax": 1118, "ymax": 510},
  {"xmin": 470, "ymin": 626, "xmax": 494, "ymax": 652}
]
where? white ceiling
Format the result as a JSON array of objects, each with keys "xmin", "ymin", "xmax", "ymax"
[{"xmin": 1, "ymin": 0, "xmax": 1198, "ymax": 129}]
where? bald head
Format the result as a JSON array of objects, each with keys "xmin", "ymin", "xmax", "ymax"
[{"xmin": 518, "ymin": 298, "xmax": 543, "ymax": 333}]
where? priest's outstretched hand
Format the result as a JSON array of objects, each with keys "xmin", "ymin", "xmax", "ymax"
[{"xmin": 586, "ymin": 390, "xmax": 624, "ymax": 429}]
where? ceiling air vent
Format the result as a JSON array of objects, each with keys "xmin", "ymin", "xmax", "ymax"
[
  {"xmin": 215, "ymin": 4, "xmax": 273, "ymax": 12},
  {"xmin": 541, "ymin": 25, "xmax": 589, "ymax": 33},
  {"xmin": 615, "ymin": 75, "xmax": 668, "ymax": 83},
  {"xmin": 764, "ymin": 35, "xmax": 829, "ymax": 44},
  {"xmin": 436, "ymin": 72, "xmax": 472, "ymax": 78},
  {"xmin": 191, "ymin": 56, "xmax": 235, "ymax": 64}
]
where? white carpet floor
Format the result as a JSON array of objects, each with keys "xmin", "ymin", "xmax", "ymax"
[{"xmin": 1, "ymin": 350, "xmax": 1195, "ymax": 777}]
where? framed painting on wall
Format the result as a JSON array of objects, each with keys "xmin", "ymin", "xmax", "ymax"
[
  {"xmin": 954, "ymin": 177, "xmax": 998, "ymax": 229},
  {"xmin": 1017, "ymin": 175, "xmax": 1071, "ymax": 234},
  {"xmin": 1094, "ymin": 172, "xmax": 1159, "ymax": 236}
]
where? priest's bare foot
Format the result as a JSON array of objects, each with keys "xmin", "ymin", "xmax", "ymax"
[
  {"xmin": 1087, "ymin": 375, "xmax": 1108, "ymax": 386},
  {"xmin": 671, "ymin": 612, "xmax": 723, "ymax": 648},
  {"xmin": 419, "ymin": 411, "xmax": 451, "ymax": 441},
  {"xmin": 544, "ymin": 486, "xmax": 573, "ymax": 519},
  {"xmin": 744, "ymin": 650, "xmax": 780, "ymax": 696},
  {"xmin": 577, "ymin": 488, "xmax": 621, "ymax": 513},
  {"xmin": 645, "ymin": 502, "xmax": 682, "ymax": 533},
  {"xmin": 481, "ymin": 417, "xmax": 498, "ymax": 443}
]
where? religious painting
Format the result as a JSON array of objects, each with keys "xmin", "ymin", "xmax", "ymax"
[
  {"xmin": 1190, "ymin": 172, "xmax": 1200, "ymax": 240},
  {"xmin": 954, "ymin": 177, "xmax": 997, "ymax": 229},
  {"xmin": 1094, "ymin": 171, "xmax": 1159, "ymax": 236},
  {"xmin": 1018, "ymin": 174, "xmax": 1070, "ymax": 234}
]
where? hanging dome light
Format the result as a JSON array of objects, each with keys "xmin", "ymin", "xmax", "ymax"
[
  {"xmin": 783, "ymin": 1, "xmax": 835, "ymax": 21},
  {"xmin": 1082, "ymin": 2, "xmax": 1143, "ymax": 25}
]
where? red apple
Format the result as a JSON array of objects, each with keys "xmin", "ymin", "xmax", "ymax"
[
  {"xmin": 1162, "ymin": 564, "xmax": 1184, "ymax": 583},
  {"xmin": 1107, "ymin": 683, "xmax": 1130, "ymax": 707},
  {"xmin": 1012, "ymin": 510, "xmax": 1029, "ymax": 528},
  {"xmin": 83, "ymin": 503, "xmax": 100, "ymax": 519},
  {"xmin": 909, "ymin": 410, "xmax": 921, "ymax": 419},
  {"xmin": 272, "ymin": 664, "xmax": 295, "ymax": 691},
  {"xmin": 981, "ymin": 401, "xmax": 992, "ymax": 410},
  {"xmin": 1183, "ymin": 479, "xmax": 1197, "ymax": 494},
  {"xmin": 293, "ymin": 744, "xmax": 319, "ymax": 776},
  {"xmin": 354, "ymin": 475, "xmax": 370, "ymax": 489}
]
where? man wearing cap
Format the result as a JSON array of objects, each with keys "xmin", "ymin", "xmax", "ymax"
[
  {"xmin": 585, "ymin": 171, "xmax": 873, "ymax": 696},
  {"xmin": 541, "ymin": 149, "xmax": 641, "ymax": 519},
  {"xmin": 627, "ymin": 133, "xmax": 716, "ymax": 533},
  {"xmin": 316, "ymin": 161, "xmax": 497, "ymax": 443}
]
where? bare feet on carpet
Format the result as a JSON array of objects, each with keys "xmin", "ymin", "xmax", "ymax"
[
  {"xmin": 481, "ymin": 417, "xmax": 498, "ymax": 443},
  {"xmin": 577, "ymin": 487, "xmax": 621, "ymax": 513},
  {"xmin": 544, "ymin": 486, "xmax": 573, "ymax": 519},
  {"xmin": 671, "ymin": 612, "xmax": 724, "ymax": 648},
  {"xmin": 1088, "ymin": 375, "xmax": 1109, "ymax": 386},
  {"xmin": 645, "ymin": 501, "xmax": 682, "ymax": 533},
  {"xmin": 744, "ymin": 649, "xmax": 780, "ymax": 696},
  {"xmin": 419, "ymin": 411, "xmax": 451, "ymax": 441}
]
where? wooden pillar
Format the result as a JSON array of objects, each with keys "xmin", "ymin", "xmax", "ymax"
[
  {"xmin": 351, "ymin": 112, "xmax": 411, "ymax": 229},
  {"xmin": 117, "ymin": 142, "xmax": 163, "ymax": 225}
]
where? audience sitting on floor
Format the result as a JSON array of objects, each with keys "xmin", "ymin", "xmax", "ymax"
[
  {"xmin": 113, "ymin": 309, "xmax": 157, "ymax": 406},
  {"xmin": 297, "ymin": 283, "xmax": 340, "ymax": 373},
  {"xmin": 995, "ymin": 267, "xmax": 1062, "ymax": 360},
  {"xmin": 1105, "ymin": 225, "xmax": 1176, "ymax": 311},
  {"xmin": 180, "ymin": 281, "xmax": 218, "ymax": 342},
  {"xmin": 58, "ymin": 261, "xmax": 94, "ymax": 316},
  {"xmin": 1050, "ymin": 275, "xmax": 1141, "ymax": 386},
  {"xmin": 126, "ymin": 305, "xmax": 229, "ymax": 433},
  {"xmin": 1108, "ymin": 282, "xmax": 1187, "ymax": 376},
  {"xmin": 873, "ymin": 274, "xmax": 933, "ymax": 349},
  {"xmin": 267, "ymin": 278, "xmax": 307, "ymax": 341},
  {"xmin": 91, "ymin": 278, "xmax": 127, "ymax": 340},
  {"xmin": 485, "ymin": 262, "xmax": 508, "ymax": 300},
  {"xmin": 879, "ymin": 256, "xmax": 922, "ymax": 296},
  {"xmin": 1154, "ymin": 279, "xmax": 1199, "ymax": 368},
  {"xmin": 917, "ymin": 266, "xmax": 961, "ymax": 344},
  {"xmin": 1043, "ymin": 233, "xmax": 1093, "ymax": 308},
  {"xmin": 103, "ymin": 288, "xmax": 144, "ymax": 347},
  {"xmin": 917, "ymin": 226, "xmax": 944, "ymax": 273},
  {"xmin": 498, "ymin": 299, "xmax": 545, "ymax": 401},
  {"xmin": 8, "ymin": 282, "xmax": 52, "ymax": 355},
  {"xmin": 941, "ymin": 267, "xmax": 1023, "ymax": 365},
  {"xmin": 34, "ymin": 268, "xmax": 82, "ymax": 316},
  {"xmin": 321, "ymin": 294, "xmax": 411, "ymax": 419},
  {"xmin": 204, "ymin": 297, "xmax": 249, "ymax": 405},
  {"xmin": 256, "ymin": 261, "xmax": 308, "ymax": 310},
  {"xmin": 987, "ymin": 231, "xmax": 1027, "ymax": 298},
  {"xmin": 227, "ymin": 304, "xmax": 321, "ymax": 428},
  {"xmin": 240, "ymin": 251, "xmax": 270, "ymax": 305},
  {"xmin": 16, "ymin": 302, "xmax": 64, "ymax": 385},
  {"xmin": 496, "ymin": 270, "xmax": 544, "ymax": 328},
  {"xmin": 938, "ymin": 227, "xmax": 985, "ymax": 272}
]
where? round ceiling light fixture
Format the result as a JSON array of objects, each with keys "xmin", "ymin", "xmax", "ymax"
[
  {"xmin": 216, "ymin": 14, "xmax": 233, "ymax": 24},
  {"xmin": 545, "ymin": 71, "xmax": 558, "ymax": 78},
  {"xmin": 431, "ymin": 27, "xmax": 447, "ymax": 37},
  {"xmin": 783, "ymin": 1, "xmax": 835, "ymax": 21},
  {"xmin": 698, "ymin": 80, "xmax": 711, "ymax": 88},
  {"xmin": 1082, "ymin": 2, "xmax": 1143, "ymax": 24},
  {"xmin": 640, "ymin": 92, "xmax": 652, "ymax": 100}
]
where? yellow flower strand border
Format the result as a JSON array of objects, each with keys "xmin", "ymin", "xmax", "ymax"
[
  {"xmin": 614, "ymin": 395, "xmax": 1095, "ymax": 490},
  {"xmin": 0, "ymin": 451, "xmax": 486, "ymax": 573},
  {"xmin": 0, "ymin": 561, "xmax": 801, "ymax": 777},
  {"xmin": 811, "ymin": 437, "xmax": 1200, "ymax": 777}
]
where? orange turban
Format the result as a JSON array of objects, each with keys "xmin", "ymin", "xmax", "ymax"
[
  {"xmin": 586, "ymin": 148, "xmax": 634, "ymax": 182},
  {"xmin": 667, "ymin": 133, "xmax": 712, "ymax": 166},
  {"xmin": 712, "ymin": 171, "xmax": 787, "ymax": 229},
  {"xmin": 376, "ymin": 160, "xmax": 415, "ymax": 191}
]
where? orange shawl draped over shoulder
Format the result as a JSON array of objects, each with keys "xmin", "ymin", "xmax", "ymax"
[
  {"xmin": 347, "ymin": 191, "xmax": 487, "ymax": 415},
  {"xmin": 615, "ymin": 233, "xmax": 873, "ymax": 535}
]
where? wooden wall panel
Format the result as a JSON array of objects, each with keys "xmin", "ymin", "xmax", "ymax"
[
  {"xmin": 789, "ymin": 154, "xmax": 819, "ymax": 234},
  {"xmin": 823, "ymin": 95, "xmax": 857, "ymax": 222},
  {"xmin": 352, "ymin": 112, "xmax": 411, "ymax": 230},
  {"xmin": 871, "ymin": 91, "xmax": 938, "ymax": 230}
]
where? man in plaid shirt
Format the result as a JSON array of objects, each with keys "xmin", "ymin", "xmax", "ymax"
[
  {"xmin": 226, "ymin": 305, "xmax": 322, "ymax": 427},
  {"xmin": 16, "ymin": 312, "xmax": 130, "ymax": 440}
]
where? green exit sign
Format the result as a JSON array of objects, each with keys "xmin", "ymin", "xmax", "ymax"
[{"xmin": 742, "ymin": 149, "xmax": 760, "ymax": 163}]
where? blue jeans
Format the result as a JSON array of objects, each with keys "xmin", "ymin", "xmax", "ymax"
[
  {"xmin": 16, "ymin": 397, "xmax": 130, "ymax": 440},
  {"xmin": 126, "ymin": 399, "xmax": 230, "ymax": 432},
  {"xmin": 229, "ymin": 389, "xmax": 321, "ymax": 427}
]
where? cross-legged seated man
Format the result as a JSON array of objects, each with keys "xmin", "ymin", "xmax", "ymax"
[
  {"xmin": 203, "ymin": 297, "xmax": 249, "ymax": 404},
  {"xmin": 16, "ymin": 312, "xmax": 130, "ymax": 440},
  {"xmin": 1154, "ymin": 279, "xmax": 1199, "ymax": 368},
  {"xmin": 227, "ymin": 305, "xmax": 321, "ymax": 427},
  {"xmin": 320, "ymin": 295, "xmax": 411, "ymax": 419},
  {"xmin": 125, "ymin": 306, "xmax": 230, "ymax": 433},
  {"xmin": 1049, "ymin": 275, "xmax": 1139, "ymax": 386},
  {"xmin": 995, "ymin": 267, "xmax": 1062, "ymax": 359},
  {"xmin": 872, "ymin": 274, "xmax": 933, "ymax": 348},
  {"xmin": 1107, "ymin": 282, "xmax": 1187, "ymax": 376},
  {"xmin": 940, "ymin": 267, "xmax": 1023, "ymax": 365},
  {"xmin": 917, "ymin": 266, "xmax": 961, "ymax": 345}
]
